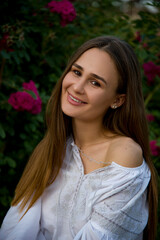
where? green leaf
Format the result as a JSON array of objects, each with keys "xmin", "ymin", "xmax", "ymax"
[
  {"xmin": 24, "ymin": 89, "xmax": 37, "ymax": 99},
  {"xmin": 0, "ymin": 158, "xmax": 6, "ymax": 166},
  {"xmin": 29, "ymin": 123, "xmax": 36, "ymax": 132},
  {"xmin": 11, "ymin": 52, "xmax": 20, "ymax": 64},
  {"xmin": 49, "ymin": 73, "xmax": 59, "ymax": 83},
  {"xmin": 6, "ymin": 157, "xmax": 16, "ymax": 168},
  {"xmin": 24, "ymin": 51, "xmax": 30, "ymax": 61},
  {"xmin": 0, "ymin": 50, "xmax": 10, "ymax": 59},
  {"xmin": 20, "ymin": 133, "xmax": 27, "ymax": 139},
  {"xmin": 0, "ymin": 124, "xmax": 6, "ymax": 139}
]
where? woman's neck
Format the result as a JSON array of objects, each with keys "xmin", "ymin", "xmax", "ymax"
[{"xmin": 72, "ymin": 119, "xmax": 109, "ymax": 148}]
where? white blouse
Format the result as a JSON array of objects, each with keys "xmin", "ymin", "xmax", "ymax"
[{"xmin": 0, "ymin": 137, "xmax": 151, "ymax": 240}]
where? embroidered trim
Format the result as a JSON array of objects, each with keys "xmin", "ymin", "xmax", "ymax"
[{"xmin": 93, "ymin": 210, "xmax": 139, "ymax": 235}]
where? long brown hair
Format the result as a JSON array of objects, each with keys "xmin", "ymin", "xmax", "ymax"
[{"xmin": 12, "ymin": 36, "xmax": 158, "ymax": 240}]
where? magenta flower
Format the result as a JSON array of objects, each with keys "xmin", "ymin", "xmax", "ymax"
[
  {"xmin": 143, "ymin": 61, "xmax": 160, "ymax": 84},
  {"xmin": 142, "ymin": 43, "xmax": 148, "ymax": 49},
  {"xmin": 0, "ymin": 34, "xmax": 14, "ymax": 52},
  {"xmin": 22, "ymin": 80, "xmax": 39, "ymax": 97},
  {"xmin": 150, "ymin": 140, "xmax": 159, "ymax": 156},
  {"xmin": 146, "ymin": 114, "xmax": 155, "ymax": 122},
  {"xmin": 8, "ymin": 80, "xmax": 42, "ymax": 114},
  {"xmin": 135, "ymin": 31, "xmax": 141, "ymax": 42},
  {"xmin": 47, "ymin": 0, "xmax": 76, "ymax": 26}
]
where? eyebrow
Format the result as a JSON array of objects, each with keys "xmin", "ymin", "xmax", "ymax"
[{"xmin": 73, "ymin": 63, "xmax": 107, "ymax": 85}]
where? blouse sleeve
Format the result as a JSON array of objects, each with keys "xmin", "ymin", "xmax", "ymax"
[
  {"xmin": 74, "ymin": 161, "xmax": 150, "ymax": 240},
  {"xmin": 0, "ymin": 198, "xmax": 44, "ymax": 240}
]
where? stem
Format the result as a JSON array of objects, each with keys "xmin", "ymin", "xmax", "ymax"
[
  {"xmin": 144, "ymin": 82, "xmax": 160, "ymax": 107},
  {"xmin": 0, "ymin": 58, "xmax": 6, "ymax": 87}
]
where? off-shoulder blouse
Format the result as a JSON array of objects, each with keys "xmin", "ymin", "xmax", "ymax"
[{"xmin": 0, "ymin": 137, "xmax": 151, "ymax": 240}]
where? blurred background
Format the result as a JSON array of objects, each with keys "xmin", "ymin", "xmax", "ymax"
[{"xmin": 0, "ymin": 0, "xmax": 160, "ymax": 237}]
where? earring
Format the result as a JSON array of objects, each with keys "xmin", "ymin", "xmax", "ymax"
[{"xmin": 112, "ymin": 105, "xmax": 117, "ymax": 109}]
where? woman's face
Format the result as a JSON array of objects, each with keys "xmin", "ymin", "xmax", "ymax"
[{"xmin": 61, "ymin": 48, "xmax": 125, "ymax": 124}]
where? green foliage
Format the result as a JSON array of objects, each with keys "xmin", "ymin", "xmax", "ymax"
[{"xmin": 0, "ymin": 0, "xmax": 160, "ymax": 237}]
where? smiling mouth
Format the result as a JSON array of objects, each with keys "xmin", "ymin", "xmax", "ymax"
[{"xmin": 68, "ymin": 93, "xmax": 87, "ymax": 104}]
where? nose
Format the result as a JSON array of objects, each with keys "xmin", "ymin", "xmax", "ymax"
[{"xmin": 73, "ymin": 79, "xmax": 85, "ymax": 94}]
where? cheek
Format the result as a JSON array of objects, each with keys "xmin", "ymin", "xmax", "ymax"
[
  {"xmin": 91, "ymin": 92, "xmax": 114, "ymax": 106},
  {"xmin": 62, "ymin": 74, "xmax": 72, "ymax": 91},
  {"xmin": 62, "ymin": 77, "xmax": 67, "ymax": 90}
]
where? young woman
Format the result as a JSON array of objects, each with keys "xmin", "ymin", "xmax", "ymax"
[{"xmin": 0, "ymin": 36, "xmax": 158, "ymax": 240}]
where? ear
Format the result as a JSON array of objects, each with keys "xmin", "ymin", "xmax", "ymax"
[{"xmin": 111, "ymin": 94, "xmax": 126, "ymax": 109}]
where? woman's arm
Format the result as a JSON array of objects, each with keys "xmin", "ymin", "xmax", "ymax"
[{"xmin": 0, "ymin": 198, "xmax": 42, "ymax": 240}]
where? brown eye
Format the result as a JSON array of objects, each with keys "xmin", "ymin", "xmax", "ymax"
[
  {"xmin": 73, "ymin": 70, "xmax": 81, "ymax": 76},
  {"xmin": 91, "ymin": 81, "xmax": 100, "ymax": 87}
]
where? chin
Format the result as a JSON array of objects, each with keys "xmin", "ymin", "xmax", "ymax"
[{"xmin": 61, "ymin": 106, "xmax": 74, "ymax": 118}]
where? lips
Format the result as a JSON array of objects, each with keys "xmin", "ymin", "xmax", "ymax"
[{"xmin": 67, "ymin": 92, "xmax": 87, "ymax": 105}]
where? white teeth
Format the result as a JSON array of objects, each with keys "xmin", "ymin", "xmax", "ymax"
[{"xmin": 70, "ymin": 94, "xmax": 83, "ymax": 103}]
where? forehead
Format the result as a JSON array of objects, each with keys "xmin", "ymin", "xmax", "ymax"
[{"xmin": 75, "ymin": 48, "xmax": 119, "ymax": 83}]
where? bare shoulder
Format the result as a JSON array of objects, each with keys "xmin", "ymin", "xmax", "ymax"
[{"xmin": 107, "ymin": 136, "xmax": 143, "ymax": 168}]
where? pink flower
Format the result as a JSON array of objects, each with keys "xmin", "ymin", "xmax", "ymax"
[
  {"xmin": 8, "ymin": 80, "xmax": 42, "ymax": 114},
  {"xmin": 142, "ymin": 43, "xmax": 148, "ymax": 49},
  {"xmin": 0, "ymin": 34, "xmax": 14, "ymax": 52},
  {"xmin": 143, "ymin": 61, "xmax": 160, "ymax": 84},
  {"xmin": 22, "ymin": 80, "xmax": 39, "ymax": 97},
  {"xmin": 47, "ymin": 0, "xmax": 76, "ymax": 26},
  {"xmin": 150, "ymin": 140, "xmax": 159, "ymax": 156},
  {"xmin": 146, "ymin": 114, "xmax": 155, "ymax": 122},
  {"xmin": 135, "ymin": 31, "xmax": 141, "ymax": 42}
]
